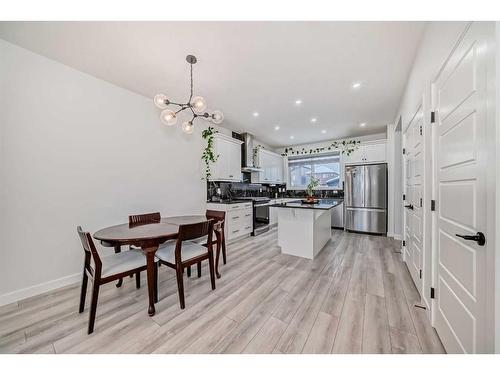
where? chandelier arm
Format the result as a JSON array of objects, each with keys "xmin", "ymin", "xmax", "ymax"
[
  {"xmin": 175, "ymin": 107, "xmax": 188, "ymax": 115},
  {"xmin": 188, "ymin": 63, "xmax": 194, "ymax": 104},
  {"xmin": 168, "ymin": 101, "xmax": 186, "ymax": 107}
]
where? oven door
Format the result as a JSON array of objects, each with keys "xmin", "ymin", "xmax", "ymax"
[{"xmin": 253, "ymin": 202, "xmax": 270, "ymax": 235}]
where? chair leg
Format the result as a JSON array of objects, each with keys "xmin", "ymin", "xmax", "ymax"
[
  {"xmin": 114, "ymin": 245, "xmax": 123, "ymax": 287},
  {"xmin": 197, "ymin": 262, "xmax": 202, "ymax": 278},
  {"xmin": 222, "ymin": 238, "xmax": 227, "ymax": 265},
  {"xmin": 215, "ymin": 240, "xmax": 222, "ymax": 279},
  {"xmin": 187, "ymin": 265, "xmax": 191, "ymax": 277},
  {"xmin": 88, "ymin": 281, "xmax": 100, "ymax": 334},
  {"xmin": 153, "ymin": 263, "xmax": 158, "ymax": 303},
  {"xmin": 79, "ymin": 269, "xmax": 88, "ymax": 313},
  {"xmin": 175, "ymin": 265, "xmax": 185, "ymax": 309},
  {"xmin": 208, "ymin": 251, "xmax": 216, "ymax": 291},
  {"xmin": 135, "ymin": 271, "xmax": 141, "ymax": 289}
]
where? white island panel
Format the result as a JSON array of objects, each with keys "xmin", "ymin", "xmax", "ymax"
[{"xmin": 276, "ymin": 207, "xmax": 332, "ymax": 259}]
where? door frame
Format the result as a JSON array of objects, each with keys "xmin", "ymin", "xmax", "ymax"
[{"xmin": 430, "ymin": 21, "xmax": 496, "ymax": 352}]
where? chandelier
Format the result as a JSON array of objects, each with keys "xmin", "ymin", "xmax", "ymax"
[{"xmin": 153, "ymin": 55, "xmax": 224, "ymax": 134}]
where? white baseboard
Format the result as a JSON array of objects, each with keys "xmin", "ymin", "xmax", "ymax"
[
  {"xmin": 0, "ymin": 272, "xmax": 80, "ymax": 307},
  {"xmin": 388, "ymin": 232, "xmax": 403, "ymax": 241}
]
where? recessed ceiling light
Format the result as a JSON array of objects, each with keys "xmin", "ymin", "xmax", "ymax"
[
  {"xmin": 290, "ymin": 135, "xmax": 295, "ymax": 140},
  {"xmin": 274, "ymin": 125, "xmax": 280, "ymax": 131},
  {"xmin": 352, "ymin": 82, "xmax": 361, "ymax": 89},
  {"xmin": 252, "ymin": 112, "xmax": 259, "ymax": 117},
  {"xmin": 295, "ymin": 99, "xmax": 302, "ymax": 105},
  {"xmin": 360, "ymin": 122, "xmax": 367, "ymax": 127},
  {"xmin": 321, "ymin": 130, "xmax": 327, "ymax": 134},
  {"xmin": 311, "ymin": 118, "xmax": 317, "ymax": 123}
]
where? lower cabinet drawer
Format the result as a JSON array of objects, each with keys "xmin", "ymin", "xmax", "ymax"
[
  {"xmin": 227, "ymin": 208, "xmax": 252, "ymax": 222},
  {"xmin": 227, "ymin": 216, "xmax": 253, "ymax": 239}
]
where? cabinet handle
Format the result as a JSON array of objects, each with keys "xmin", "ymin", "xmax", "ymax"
[
  {"xmin": 245, "ymin": 213, "xmax": 251, "ymax": 217},
  {"xmin": 232, "ymin": 206, "xmax": 239, "ymax": 209},
  {"xmin": 229, "ymin": 175, "xmax": 233, "ymax": 178},
  {"xmin": 232, "ymin": 216, "xmax": 240, "ymax": 219},
  {"xmin": 245, "ymin": 226, "xmax": 251, "ymax": 230},
  {"xmin": 232, "ymin": 229, "xmax": 240, "ymax": 233}
]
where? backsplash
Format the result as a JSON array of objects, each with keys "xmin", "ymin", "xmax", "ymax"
[{"xmin": 207, "ymin": 181, "xmax": 343, "ymax": 201}]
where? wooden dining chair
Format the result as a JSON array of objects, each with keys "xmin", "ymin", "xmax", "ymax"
[
  {"xmin": 129, "ymin": 212, "xmax": 161, "ymax": 226},
  {"xmin": 77, "ymin": 226, "xmax": 158, "ymax": 334},
  {"xmin": 189, "ymin": 210, "xmax": 226, "ymax": 279},
  {"xmin": 154, "ymin": 220, "xmax": 215, "ymax": 309}
]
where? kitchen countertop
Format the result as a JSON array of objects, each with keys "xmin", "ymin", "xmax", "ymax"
[
  {"xmin": 206, "ymin": 199, "xmax": 248, "ymax": 204},
  {"xmin": 269, "ymin": 199, "xmax": 343, "ymax": 210}
]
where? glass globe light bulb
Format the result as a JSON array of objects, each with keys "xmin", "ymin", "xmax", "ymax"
[
  {"xmin": 190, "ymin": 96, "xmax": 207, "ymax": 114},
  {"xmin": 211, "ymin": 110, "xmax": 224, "ymax": 124},
  {"xmin": 182, "ymin": 121, "xmax": 194, "ymax": 134},
  {"xmin": 160, "ymin": 109, "xmax": 177, "ymax": 126},
  {"xmin": 154, "ymin": 94, "xmax": 169, "ymax": 109}
]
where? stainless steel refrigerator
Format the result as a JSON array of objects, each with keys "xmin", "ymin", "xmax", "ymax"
[{"xmin": 344, "ymin": 163, "xmax": 387, "ymax": 234}]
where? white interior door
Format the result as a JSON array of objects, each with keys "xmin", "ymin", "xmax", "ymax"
[
  {"xmin": 432, "ymin": 22, "xmax": 491, "ymax": 353},
  {"xmin": 403, "ymin": 104, "xmax": 424, "ymax": 296}
]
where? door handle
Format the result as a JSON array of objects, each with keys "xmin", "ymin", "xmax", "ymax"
[
  {"xmin": 404, "ymin": 204, "xmax": 414, "ymax": 210},
  {"xmin": 455, "ymin": 232, "xmax": 486, "ymax": 246}
]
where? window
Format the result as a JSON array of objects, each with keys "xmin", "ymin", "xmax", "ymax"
[{"xmin": 288, "ymin": 152, "xmax": 341, "ymax": 189}]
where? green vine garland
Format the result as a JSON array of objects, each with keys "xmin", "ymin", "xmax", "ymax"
[
  {"xmin": 201, "ymin": 126, "xmax": 219, "ymax": 180},
  {"xmin": 281, "ymin": 139, "xmax": 361, "ymax": 157}
]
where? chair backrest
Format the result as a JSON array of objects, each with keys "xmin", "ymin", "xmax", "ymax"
[
  {"xmin": 129, "ymin": 212, "xmax": 161, "ymax": 226},
  {"xmin": 206, "ymin": 209, "xmax": 225, "ymax": 231},
  {"xmin": 175, "ymin": 220, "xmax": 214, "ymax": 263},
  {"xmin": 206, "ymin": 209, "xmax": 225, "ymax": 222},
  {"xmin": 77, "ymin": 226, "xmax": 102, "ymax": 276}
]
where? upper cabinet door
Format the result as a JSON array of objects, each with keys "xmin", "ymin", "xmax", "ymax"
[
  {"xmin": 364, "ymin": 143, "xmax": 386, "ymax": 163},
  {"xmin": 344, "ymin": 147, "xmax": 365, "ymax": 164},
  {"xmin": 227, "ymin": 141, "xmax": 242, "ymax": 181},
  {"xmin": 210, "ymin": 134, "xmax": 243, "ymax": 182},
  {"xmin": 253, "ymin": 149, "xmax": 284, "ymax": 183},
  {"xmin": 343, "ymin": 141, "xmax": 387, "ymax": 164}
]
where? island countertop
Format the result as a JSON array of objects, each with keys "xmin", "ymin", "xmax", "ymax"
[{"xmin": 270, "ymin": 199, "xmax": 343, "ymax": 210}]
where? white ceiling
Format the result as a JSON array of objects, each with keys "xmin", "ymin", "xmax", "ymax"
[{"xmin": 0, "ymin": 21, "xmax": 425, "ymax": 147}]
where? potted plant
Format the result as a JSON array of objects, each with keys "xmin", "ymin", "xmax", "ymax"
[{"xmin": 305, "ymin": 176, "xmax": 320, "ymax": 203}]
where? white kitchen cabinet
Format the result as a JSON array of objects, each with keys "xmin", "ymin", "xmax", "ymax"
[
  {"xmin": 206, "ymin": 201, "xmax": 253, "ymax": 241},
  {"xmin": 343, "ymin": 141, "xmax": 386, "ymax": 164},
  {"xmin": 210, "ymin": 134, "xmax": 243, "ymax": 182},
  {"xmin": 252, "ymin": 149, "xmax": 286, "ymax": 184}
]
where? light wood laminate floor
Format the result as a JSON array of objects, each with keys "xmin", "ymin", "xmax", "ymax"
[{"xmin": 0, "ymin": 228, "xmax": 445, "ymax": 354}]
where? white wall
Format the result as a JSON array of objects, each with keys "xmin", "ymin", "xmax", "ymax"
[{"xmin": 0, "ymin": 40, "xmax": 216, "ymax": 304}]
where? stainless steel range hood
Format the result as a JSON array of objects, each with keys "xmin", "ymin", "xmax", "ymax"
[{"xmin": 240, "ymin": 133, "xmax": 264, "ymax": 172}]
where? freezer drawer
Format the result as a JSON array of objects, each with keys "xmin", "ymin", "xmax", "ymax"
[{"xmin": 345, "ymin": 208, "xmax": 386, "ymax": 234}]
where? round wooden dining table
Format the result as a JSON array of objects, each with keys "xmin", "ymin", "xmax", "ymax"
[{"xmin": 93, "ymin": 215, "xmax": 218, "ymax": 317}]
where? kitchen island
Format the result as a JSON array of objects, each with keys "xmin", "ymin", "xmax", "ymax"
[{"xmin": 269, "ymin": 200, "xmax": 343, "ymax": 259}]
